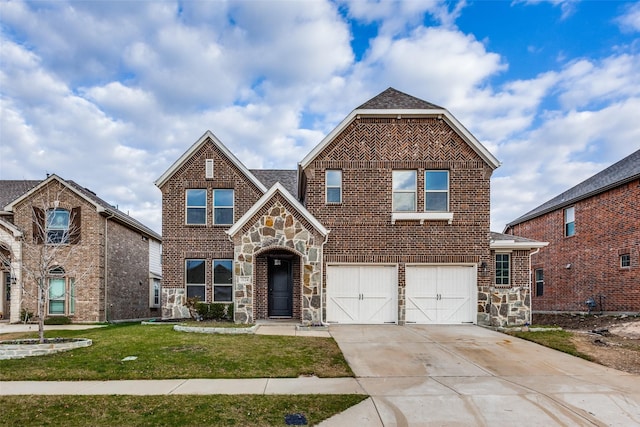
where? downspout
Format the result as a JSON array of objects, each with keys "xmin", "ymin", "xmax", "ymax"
[
  {"xmin": 320, "ymin": 231, "xmax": 330, "ymax": 326},
  {"xmin": 103, "ymin": 210, "xmax": 115, "ymax": 322},
  {"xmin": 528, "ymin": 248, "xmax": 542, "ymax": 325}
]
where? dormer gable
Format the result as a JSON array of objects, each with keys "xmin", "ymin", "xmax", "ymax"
[{"xmin": 155, "ymin": 130, "xmax": 268, "ymax": 194}]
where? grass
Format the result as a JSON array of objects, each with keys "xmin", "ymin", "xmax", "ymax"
[
  {"xmin": 508, "ymin": 329, "xmax": 595, "ymax": 361},
  {"xmin": 0, "ymin": 323, "xmax": 353, "ymax": 381},
  {"xmin": 0, "ymin": 395, "xmax": 368, "ymax": 426}
]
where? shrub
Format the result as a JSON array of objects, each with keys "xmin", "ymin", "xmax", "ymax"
[
  {"xmin": 44, "ymin": 316, "xmax": 72, "ymax": 325},
  {"xmin": 20, "ymin": 308, "xmax": 34, "ymax": 323},
  {"xmin": 195, "ymin": 303, "xmax": 234, "ymax": 321}
]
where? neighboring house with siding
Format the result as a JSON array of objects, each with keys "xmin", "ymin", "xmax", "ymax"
[
  {"xmin": 505, "ymin": 149, "xmax": 640, "ymax": 313},
  {"xmin": 156, "ymin": 87, "xmax": 545, "ymax": 327},
  {"xmin": 0, "ymin": 175, "xmax": 162, "ymax": 323}
]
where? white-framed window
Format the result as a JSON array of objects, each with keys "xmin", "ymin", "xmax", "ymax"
[
  {"xmin": 564, "ymin": 206, "xmax": 575, "ymax": 237},
  {"xmin": 495, "ymin": 253, "xmax": 510, "ymax": 286},
  {"xmin": 425, "ymin": 170, "xmax": 449, "ymax": 211},
  {"xmin": 186, "ymin": 189, "xmax": 207, "ymax": 225},
  {"xmin": 620, "ymin": 253, "xmax": 631, "ymax": 268},
  {"xmin": 150, "ymin": 278, "xmax": 161, "ymax": 308},
  {"xmin": 47, "ymin": 267, "xmax": 75, "ymax": 315},
  {"xmin": 535, "ymin": 268, "xmax": 544, "ymax": 296},
  {"xmin": 213, "ymin": 189, "xmax": 234, "ymax": 225},
  {"xmin": 47, "ymin": 208, "xmax": 70, "ymax": 244},
  {"xmin": 186, "ymin": 259, "xmax": 206, "ymax": 301},
  {"xmin": 213, "ymin": 259, "xmax": 233, "ymax": 302},
  {"xmin": 392, "ymin": 170, "xmax": 417, "ymax": 212},
  {"xmin": 326, "ymin": 170, "xmax": 342, "ymax": 203}
]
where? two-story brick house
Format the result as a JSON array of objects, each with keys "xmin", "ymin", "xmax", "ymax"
[
  {"xmin": 505, "ymin": 149, "xmax": 640, "ymax": 313},
  {"xmin": 157, "ymin": 88, "xmax": 545, "ymax": 326},
  {"xmin": 0, "ymin": 175, "xmax": 162, "ymax": 323}
]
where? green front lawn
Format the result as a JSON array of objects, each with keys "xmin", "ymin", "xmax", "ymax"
[
  {"xmin": 508, "ymin": 329, "xmax": 594, "ymax": 361},
  {"xmin": 0, "ymin": 395, "xmax": 367, "ymax": 426},
  {"xmin": 0, "ymin": 323, "xmax": 353, "ymax": 381}
]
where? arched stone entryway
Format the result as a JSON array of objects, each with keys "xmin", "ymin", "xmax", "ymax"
[
  {"xmin": 0, "ymin": 222, "xmax": 23, "ymax": 323},
  {"xmin": 228, "ymin": 191, "xmax": 327, "ymax": 324},
  {"xmin": 254, "ymin": 248, "xmax": 301, "ymax": 321}
]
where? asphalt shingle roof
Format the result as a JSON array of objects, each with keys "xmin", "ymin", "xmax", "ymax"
[
  {"xmin": 0, "ymin": 180, "xmax": 41, "ymax": 210},
  {"xmin": 357, "ymin": 87, "xmax": 443, "ymax": 110},
  {"xmin": 250, "ymin": 169, "xmax": 298, "ymax": 199},
  {"xmin": 507, "ymin": 149, "xmax": 640, "ymax": 227}
]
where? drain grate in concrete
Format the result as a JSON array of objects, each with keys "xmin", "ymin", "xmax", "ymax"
[{"xmin": 284, "ymin": 413, "xmax": 307, "ymax": 425}]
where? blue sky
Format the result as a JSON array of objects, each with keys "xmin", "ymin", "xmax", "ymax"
[{"xmin": 1, "ymin": 0, "xmax": 639, "ymax": 234}]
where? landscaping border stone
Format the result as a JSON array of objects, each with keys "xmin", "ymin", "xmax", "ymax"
[{"xmin": 0, "ymin": 338, "xmax": 92, "ymax": 360}]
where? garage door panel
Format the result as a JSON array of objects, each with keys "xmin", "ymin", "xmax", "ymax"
[
  {"xmin": 326, "ymin": 265, "xmax": 397, "ymax": 324},
  {"xmin": 406, "ymin": 265, "xmax": 476, "ymax": 324}
]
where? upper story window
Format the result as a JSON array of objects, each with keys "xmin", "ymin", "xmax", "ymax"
[
  {"xmin": 186, "ymin": 259, "xmax": 206, "ymax": 301},
  {"xmin": 213, "ymin": 189, "xmax": 234, "ymax": 225},
  {"xmin": 186, "ymin": 189, "xmax": 206, "ymax": 225},
  {"xmin": 495, "ymin": 253, "xmax": 510, "ymax": 286},
  {"xmin": 564, "ymin": 206, "xmax": 575, "ymax": 237},
  {"xmin": 326, "ymin": 170, "xmax": 342, "ymax": 204},
  {"xmin": 392, "ymin": 170, "xmax": 417, "ymax": 212},
  {"xmin": 46, "ymin": 209, "xmax": 70, "ymax": 244},
  {"xmin": 425, "ymin": 171, "xmax": 449, "ymax": 212}
]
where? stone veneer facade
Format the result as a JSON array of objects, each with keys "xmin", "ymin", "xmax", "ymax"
[{"xmin": 229, "ymin": 197, "xmax": 325, "ymax": 324}]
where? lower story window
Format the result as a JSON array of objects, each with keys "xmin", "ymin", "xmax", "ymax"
[
  {"xmin": 186, "ymin": 259, "xmax": 206, "ymax": 301},
  {"xmin": 535, "ymin": 269, "xmax": 544, "ymax": 296},
  {"xmin": 48, "ymin": 271, "xmax": 75, "ymax": 315},
  {"xmin": 150, "ymin": 278, "xmax": 161, "ymax": 308},
  {"xmin": 213, "ymin": 259, "xmax": 233, "ymax": 302},
  {"xmin": 495, "ymin": 253, "xmax": 510, "ymax": 286}
]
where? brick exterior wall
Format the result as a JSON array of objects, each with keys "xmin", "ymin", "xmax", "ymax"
[
  {"xmin": 159, "ymin": 139, "xmax": 264, "ymax": 306},
  {"xmin": 12, "ymin": 180, "xmax": 105, "ymax": 322},
  {"xmin": 106, "ymin": 220, "xmax": 158, "ymax": 320},
  {"xmin": 302, "ymin": 117, "xmax": 494, "ymax": 322},
  {"xmin": 8, "ymin": 179, "xmax": 157, "ymax": 322},
  {"xmin": 506, "ymin": 179, "xmax": 640, "ymax": 312}
]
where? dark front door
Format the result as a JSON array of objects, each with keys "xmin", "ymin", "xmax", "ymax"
[{"xmin": 268, "ymin": 258, "xmax": 292, "ymax": 317}]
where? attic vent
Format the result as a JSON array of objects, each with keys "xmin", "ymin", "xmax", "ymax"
[{"xmin": 205, "ymin": 159, "xmax": 214, "ymax": 179}]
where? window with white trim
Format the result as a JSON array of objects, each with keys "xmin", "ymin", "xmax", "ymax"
[
  {"xmin": 150, "ymin": 278, "xmax": 161, "ymax": 308},
  {"xmin": 564, "ymin": 206, "xmax": 575, "ymax": 237},
  {"xmin": 186, "ymin": 189, "xmax": 206, "ymax": 225},
  {"xmin": 213, "ymin": 260, "xmax": 233, "ymax": 302},
  {"xmin": 425, "ymin": 170, "xmax": 449, "ymax": 211},
  {"xmin": 213, "ymin": 189, "xmax": 234, "ymax": 225},
  {"xmin": 186, "ymin": 259, "xmax": 206, "ymax": 301},
  {"xmin": 326, "ymin": 170, "xmax": 342, "ymax": 203},
  {"xmin": 620, "ymin": 253, "xmax": 631, "ymax": 268},
  {"xmin": 392, "ymin": 170, "xmax": 416, "ymax": 212},
  {"xmin": 495, "ymin": 253, "xmax": 510, "ymax": 286},
  {"xmin": 47, "ymin": 267, "xmax": 75, "ymax": 315},
  {"xmin": 47, "ymin": 209, "xmax": 70, "ymax": 244}
]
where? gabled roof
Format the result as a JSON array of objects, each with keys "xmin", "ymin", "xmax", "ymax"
[
  {"xmin": 507, "ymin": 149, "xmax": 640, "ymax": 228},
  {"xmin": 489, "ymin": 231, "xmax": 548, "ymax": 250},
  {"xmin": 227, "ymin": 182, "xmax": 328, "ymax": 237},
  {"xmin": 155, "ymin": 130, "xmax": 268, "ymax": 193},
  {"xmin": 4, "ymin": 174, "xmax": 161, "ymax": 241},
  {"xmin": 250, "ymin": 169, "xmax": 298, "ymax": 199},
  {"xmin": 299, "ymin": 87, "xmax": 500, "ymax": 170}
]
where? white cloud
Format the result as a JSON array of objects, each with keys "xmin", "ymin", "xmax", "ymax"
[{"xmin": 616, "ymin": 2, "xmax": 640, "ymax": 33}]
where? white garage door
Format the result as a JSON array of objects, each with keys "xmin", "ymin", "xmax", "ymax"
[
  {"xmin": 405, "ymin": 265, "xmax": 476, "ymax": 324},
  {"xmin": 326, "ymin": 265, "xmax": 397, "ymax": 324}
]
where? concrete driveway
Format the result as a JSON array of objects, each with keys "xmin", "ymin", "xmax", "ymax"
[{"xmin": 328, "ymin": 325, "xmax": 640, "ymax": 426}]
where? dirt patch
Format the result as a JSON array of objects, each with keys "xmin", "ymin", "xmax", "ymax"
[{"xmin": 533, "ymin": 313, "xmax": 640, "ymax": 375}]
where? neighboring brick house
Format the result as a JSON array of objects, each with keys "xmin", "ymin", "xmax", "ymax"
[
  {"xmin": 156, "ymin": 87, "xmax": 545, "ymax": 326},
  {"xmin": 505, "ymin": 149, "xmax": 640, "ymax": 313},
  {"xmin": 0, "ymin": 175, "xmax": 162, "ymax": 323}
]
